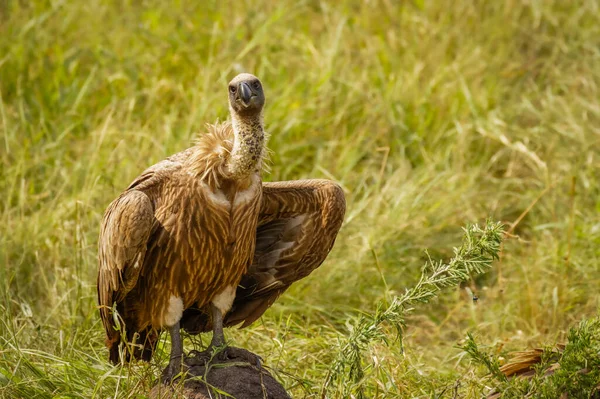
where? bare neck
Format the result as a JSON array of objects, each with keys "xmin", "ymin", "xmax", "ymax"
[{"xmin": 228, "ymin": 110, "xmax": 265, "ymax": 179}]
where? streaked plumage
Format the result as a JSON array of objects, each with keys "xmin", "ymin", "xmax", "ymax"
[
  {"xmin": 97, "ymin": 74, "xmax": 345, "ymax": 375},
  {"xmin": 181, "ymin": 178, "xmax": 346, "ymax": 334}
]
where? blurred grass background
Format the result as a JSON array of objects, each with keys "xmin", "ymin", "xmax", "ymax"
[{"xmin": 1, "ymin": 0, "xmax": 599, "ymax": 397}]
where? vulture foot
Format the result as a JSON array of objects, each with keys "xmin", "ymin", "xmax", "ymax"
[
  {"xmin": 216, "ymin": 346, "xmax": 262, "ymax": 367},
  {"xmin": 160, "ymin": 358, "xmax": 188, "ymax": 384},
  {"xmin": 186, "ymin": 346, "xmax": 262, "ymax": 369}
]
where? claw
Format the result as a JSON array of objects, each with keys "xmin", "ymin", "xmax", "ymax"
[{"xmin": 161, "ymin": 364, "xmax": 185, "ymax": 384}]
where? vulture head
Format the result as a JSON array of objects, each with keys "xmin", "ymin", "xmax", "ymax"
[{"xmin": 228, "ymin": 73, "xmax": 265, "ymax": 117}]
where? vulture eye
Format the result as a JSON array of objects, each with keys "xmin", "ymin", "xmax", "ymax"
[
  {"xmin": 252, "ymin": 81, "xmax": 261, "ymax": 90},
  {"xmin": 229, "ymin": 86, "xmax": 236, "ymax": 93}
]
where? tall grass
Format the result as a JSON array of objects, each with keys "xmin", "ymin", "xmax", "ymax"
[{"xmin": 1, "ymin": 0, "xmax": 599, "ymax": 397}]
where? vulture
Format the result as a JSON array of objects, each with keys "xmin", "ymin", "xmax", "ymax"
[{"xmin": 97, "ymin": 73, "xmax": 345, "ymax": 379}]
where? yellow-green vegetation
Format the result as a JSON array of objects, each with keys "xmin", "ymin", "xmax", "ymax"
[{"xmin": 1, "ymin": 1, "xmax": 599, "ymax": 398}]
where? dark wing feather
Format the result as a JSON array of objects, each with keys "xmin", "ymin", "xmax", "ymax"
[
  {"xmin": 181, "ymin": 179, "xmax": 345, "ymax": 333},
  {"xmin": 97, "ymin": 189, "xmax": 154, "ymax": 348},
  {"xmin": 97, "ymin": 155, "xmax": 184, "ymax": 359}
]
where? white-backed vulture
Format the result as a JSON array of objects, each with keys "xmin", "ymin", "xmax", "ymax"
[{"xmin": 97, "ymin": 73, "xmax": 346, "ymax": 378}]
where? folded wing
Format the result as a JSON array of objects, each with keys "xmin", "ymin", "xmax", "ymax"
[{"xmin": 97, "ymin": 189, "xmax": 155, "ymax": 349}]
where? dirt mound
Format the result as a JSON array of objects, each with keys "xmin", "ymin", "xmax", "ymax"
[{"xmin": 150, "ymin": 347, "xmax": 291, "ymax": 399}]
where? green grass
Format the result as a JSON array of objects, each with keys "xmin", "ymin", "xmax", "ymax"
[{"xmin": 1, "ymin": 0, "xmax": 600, "ymax": 397}]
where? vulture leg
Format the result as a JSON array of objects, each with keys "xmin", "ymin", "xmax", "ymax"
[
  {"xmin": 208, "ymin": 303, "xmax": 262, "ymax": 366},
  {"xmin": 162, "ymin": 322, "xmax": 184, "ymax": 382},
  {"xmin": 209, "ymin": 303, "xmax": 225, "ymax": 348}
]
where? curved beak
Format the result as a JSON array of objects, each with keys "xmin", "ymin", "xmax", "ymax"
[{"xmin": 238, "ymin": 82, "xmax": 252, "ymax": 107}]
